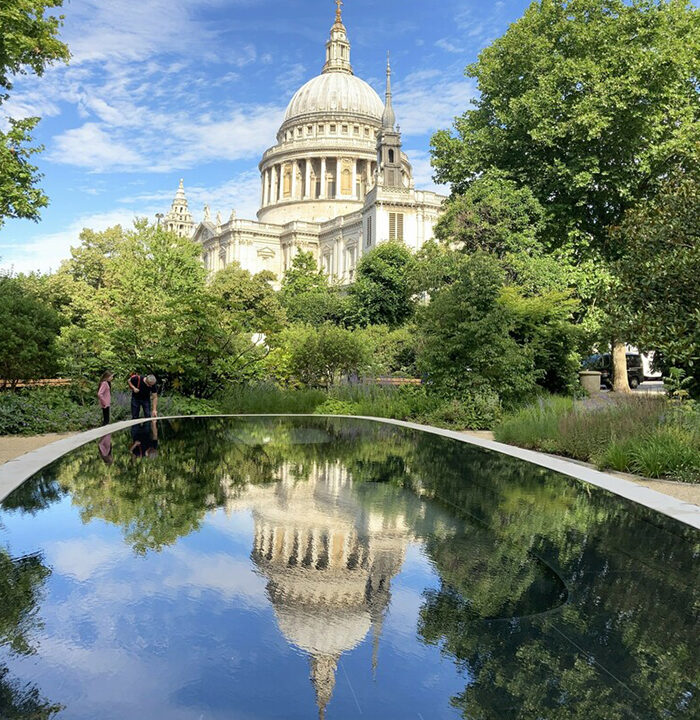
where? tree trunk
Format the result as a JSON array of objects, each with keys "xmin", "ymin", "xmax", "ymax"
[{"xmin": 612, "ymin": 341, "xmax": 631, "ymax": 394}]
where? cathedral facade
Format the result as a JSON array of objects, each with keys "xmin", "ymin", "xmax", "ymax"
[{"xmin": 172, "ymin": 3, "xmax": 446, "ymax": 284}]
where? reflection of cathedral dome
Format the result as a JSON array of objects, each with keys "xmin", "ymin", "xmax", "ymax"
[
  {"xmin": 238, "ymin": 458, "xmax": 412, "ymax": 718},
  {"xmin": 275, "ymin": 604, "xmax": 371, "ymax": 657},
  {"xmin": 284, "ymin": 72, "xmax": 384, "ymax": 126}
]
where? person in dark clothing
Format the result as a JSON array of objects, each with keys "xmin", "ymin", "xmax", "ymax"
[
  {"xmin": 130, "ymin": 420, "xmax": 159, "ymax": 459},
  {"xmin": 128, "ymin": 373, "xmax": 159, "ymax": 419}
]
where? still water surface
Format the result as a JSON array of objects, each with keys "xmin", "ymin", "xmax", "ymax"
[{"xmin": 0, "ymin": 417, "xmax": 697, "ymax": 719}]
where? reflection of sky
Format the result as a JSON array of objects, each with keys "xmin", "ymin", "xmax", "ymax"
[{"xmin": 0, "ymin": 493, "xmax": 467, "ymax": 719}]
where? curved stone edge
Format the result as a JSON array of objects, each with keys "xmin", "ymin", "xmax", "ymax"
[
  {"xmin": 0, "ymin": 414, "xmax": 698, "ymax": 531},
  {"xmin": 0, "ymin": 418, "xmax": 153, "ymax": 504}
]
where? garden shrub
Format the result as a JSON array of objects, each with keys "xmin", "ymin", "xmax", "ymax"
[
  {"xmin": 314, "ymin": 399, "xmax": 362, "ymax": 416},
  {"xmin": 424, "ymin": 391, "xmax": 502, "ymax": 430}
]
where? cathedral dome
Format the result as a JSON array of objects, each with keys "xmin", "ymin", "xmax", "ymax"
[{"xmin": 284, "ymin": 72, "xmax": 384, "ymax": 125}]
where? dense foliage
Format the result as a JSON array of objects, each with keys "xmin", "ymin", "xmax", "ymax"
[
  {"xmin": 0, "ymin": 0, "xmax": 70, "ymax": 227},
  {"xmin": 431, "ymin": 0, "xmax": 700, "ymax": 254},
  {"xmin": 614, "ymin": 162, "xmax": 700, "ymax": 395},
  {"xmin": 431, "ymin": 0, "xmax": 700, "ymax": 390},
  {"xmin": 0, "ymin": 274, "xmax": 62, "ymax": 387}
]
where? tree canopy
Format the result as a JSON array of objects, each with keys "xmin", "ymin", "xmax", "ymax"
[
  {"xmin": 349, "ymin": 241, "xmax": 415, "ymax": 327},
  {"xmin": 431, "ymin": 0, "xmax": 700, "ymax": 256},
  {"xmin": 614, "ymin": 161, "xmax": 700, "ymax": 395},
  {"xmin": 0, "ymin": 0, "xmax": 70, "ymax": 227},
  {"xmin": 0, "ymin": 273, "xmax": 63, "ymax": 387}
]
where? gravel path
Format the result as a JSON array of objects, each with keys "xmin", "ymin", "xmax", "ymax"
[{"xmin": 0, "ymin": 433, "xmax": 77, "ymax": 466}]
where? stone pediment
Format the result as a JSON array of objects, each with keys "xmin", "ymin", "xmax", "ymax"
[
  {"xmin": 193, "ymin": 221, "xmax": 217, "ymax": 244},
  {"xmin": 257, "ymin": 246, "xmax": 277, "ymax": 259}
]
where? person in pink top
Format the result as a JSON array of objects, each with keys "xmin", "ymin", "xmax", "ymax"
[{"xmin": 98, "ymin": 371, "xmax": 114, "ymax": 426}]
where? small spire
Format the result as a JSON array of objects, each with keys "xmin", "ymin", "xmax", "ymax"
[
  {"xmin": 173, "ymin": 178, "xmax": 187, "ymax": 203},
  {"xmin": 382, "ymin": 52, "xmax": 396, "ymax": 130},
  {"xmin": 335, "ymin": 0, "xmax": 343, "ymax": 23}
]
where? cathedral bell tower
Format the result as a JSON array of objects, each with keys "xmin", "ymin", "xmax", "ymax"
[
  {"xmin": 163, "ymin": 179, "xmax": 195, "ymax": 238},
  {"xmin": 376, "ymin": 54, "xmax": 404, "ymax": 189}
]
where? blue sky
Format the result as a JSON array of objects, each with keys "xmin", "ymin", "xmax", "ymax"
[{"xmin": 0, "ymin": 0, "xmax": 532, "ymax": 274}]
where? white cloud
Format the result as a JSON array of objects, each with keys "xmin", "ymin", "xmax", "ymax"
[
  {"xmin": 121, "ymin": 169, "xmax": 263, "ymax": 223},
  {"xmin": 435, "ymin": 38, "xmax": 465, "ymax": 54},
  {"xmin": 49, "ymin": 537, "xmax": 131, "ymax": 582},
  {"xmin": 161, "ymin": 546, "xmax": 268, "ymax": 605},
  {"xmin": 49, "ymin": 123, "xmax": 145, "ymax": 172},
  {"xmin": 0, "ymin": 209, "xmax": 147, "ymax": 275}
]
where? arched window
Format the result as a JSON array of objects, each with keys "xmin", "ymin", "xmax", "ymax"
[
  {"xmin": 388, "ymin": 149, "xmax": 395, "ymax": 163},
  {"xmin": 283, "ymin": 167, "xmax": 292, "ymax": 197}
]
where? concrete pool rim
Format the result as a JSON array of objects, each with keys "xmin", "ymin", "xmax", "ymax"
[{"xmin": 0, "ymin": 414, "xmax": 698, "ymax": 531}]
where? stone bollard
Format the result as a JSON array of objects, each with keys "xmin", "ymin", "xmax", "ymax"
[{"xmin": 579, "ymin": 370, "xmax": 602, "ymax": 396}]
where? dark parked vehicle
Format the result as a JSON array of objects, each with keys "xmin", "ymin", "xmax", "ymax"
[{"xmin": 583, "ymin": 353, "xmax": 645, "ymax": 389}]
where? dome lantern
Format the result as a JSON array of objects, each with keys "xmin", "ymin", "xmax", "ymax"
[{"xmin": 323, "ymin": 0, "xmax": 352, "ymax": 75}]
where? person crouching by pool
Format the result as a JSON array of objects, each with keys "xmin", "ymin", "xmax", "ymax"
[
  {"xmin": 128, "ymin": 373, "xmax": 159, "ymax": 419},
  {"xmin": 98, "ymin": 371, "xmax": 114, "ymax": 425}
]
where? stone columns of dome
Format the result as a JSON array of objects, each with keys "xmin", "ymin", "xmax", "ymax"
[
  {"xmin": 365, "ymin": 162, "xmax": 372, "ymax": 192},
  {"xmin": 352, "ymin": 159, "xmax": 358, "ymax": 199},
  {"xmin": 291, "ymin": 160, "xmax": 298, "ymax": 200},
  {"xmin": 304, "ymin": 160, "xmax": 311, "ymax": 199},
  {"xmin": 263, "ymin": 169, "xmax": 269, "ymax": 206},
  {"xmin": 320, "ymin": 157, "xmax": 327, "ymax": 199},
  {"xmin": 277, "ymin": 164, "xmax": 283, "ymax": 202}
]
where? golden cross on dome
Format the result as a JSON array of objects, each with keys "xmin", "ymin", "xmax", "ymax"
[{"xmin": 335, "ymin": 0, "xmax": 343, "ymax": 22}]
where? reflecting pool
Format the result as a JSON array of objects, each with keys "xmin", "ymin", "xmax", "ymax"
[{"xmin": 0, "ymin": 417, "xmax": 698, "ymax": 719}]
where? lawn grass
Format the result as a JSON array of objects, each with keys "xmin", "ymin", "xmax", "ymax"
[{"xmin": 494, "ymin": 395, "xmax": 700, "ymax": 482}]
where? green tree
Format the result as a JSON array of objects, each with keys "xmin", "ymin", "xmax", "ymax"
[
  {"xmin": 281, "ymin": 323, "xmax": 369, "ymax": 387},
  {"xmin": 0, "ymin": 274, "xmax": 63, "ymax": 387},
  {"xmin": 431, "ymin": 0, "xmax": 700, "ymax": 389},
  {"xmin": 358, "ymin": 325, "xmax": 419, "ymax": 378},
  {"xmin": 206, "ymin": 263, "xmax": 287, "ymax": 389},
  {"xmin": 57, "ymin": 223, "xmax": 280, "ymax": 396},
  {"xmin": 435, "ymin": 172, "xmax": 544, "ymax": 256},
  {"xmin": 280, "ymin": 251, "xmax": 348, "ymax": 325},
  {"xmin": 349, "ymin": 242, "xmax": 415, "ymax": 327},
  {"xmin": 614, "ymin": 162, "xmax": 700, "ymax": 396},
  {"xmin": 416, "ymin": 252, "xmax": 539, "ymax": 404},
  {"xmin": 280, "ymin": 250, "xmax": 327, "ymax": 296},
  {"xmin": 0, "ymin": 0, "xmax": 70, "ymax": 227}
]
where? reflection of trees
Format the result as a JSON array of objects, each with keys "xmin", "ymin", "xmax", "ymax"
[
  {"xmin": 0, "ymin": 473, "xmax": 66, "ymax": 516},
  {"xmin": 0, "ymin": 548, "xmax": 62, "ymax": 718},
  {"xmin": 46, "ymin": 419, "xmax": 287, "ymax": 554},
  {"xmin": 0, "ymin": 550, "xmax": 50, "ymax": 655},
  {"xmin": 409, "ymin": 433, "xmax": 700, "ymax": 719}
]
